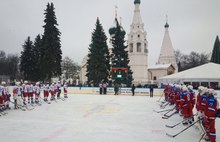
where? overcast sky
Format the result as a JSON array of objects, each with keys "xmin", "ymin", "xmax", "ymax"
[{"xmin": 0, "ymin": 0, "xmax": 220, "ymax": 66}]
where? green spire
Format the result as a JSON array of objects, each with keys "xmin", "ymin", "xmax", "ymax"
[{"xmin": 134, "ymin": 0, "xmax": 140, "ymax": 4}]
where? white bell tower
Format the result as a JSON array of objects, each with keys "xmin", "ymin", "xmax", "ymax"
[
  {"xmin": 158, "ymin": 17, "xmax": 178, "ymax": 72},
  {"xmin": 128, "ymin": 0, "xmax": 148, "ymax": 85}
]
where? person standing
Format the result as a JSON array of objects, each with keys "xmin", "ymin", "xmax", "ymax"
[
  {"xmin": 43, "ymin": 83, "xmax": 50, "ymax": 102},
  {"xmin": 0, "ymin": 83, "xmax": 4, "ymax": 110},
  {"xmin": 131, "ymin": 84, "xmax": 135, "ymax": 96},
  {"xmin": 103, "ymin": 82, "xmax": 108, "ymax": 95},
  {"xmin": 114, "ymin": 84, "xmax": 119, "ymax": 95},
  {"xmin": 64, "ymin": 82, "xmax": 68, "ymax": 98},
  {"xmin": 57, "ymin": 81, "xmax": 62, "ymax": 99},
  {"xmin": 99, "ymin": 82, "xmax": 103, "ymax": 95},
  {"xmin": 203, "ymin": 89, "xmax": 219, "ymax": 142},
  {"xmin": 13, "ymin": 82, "xmax": 23, "ymax": 109},
  {"xmin": 150, "ymin": 85, "xmax": 154, "ymax": 97},
  {"xmin": 49, "ymin": 83, "xmax": 55, "ymax": 101},
  {"xmin": 34, "ymin": 82, "xmax": 40, "ymax": 103},
  {"xmin": 2, "ymin": 81, "xmax": 10, "ymax": 109}
]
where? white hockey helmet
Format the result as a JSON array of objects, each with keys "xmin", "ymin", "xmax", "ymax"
[
  {"xmin": 188, "ymin": 85, "xmax": 193, "ymax": 90},
  {"xmin": 182, "ymin": 86, "xmax": 188, "ymax": 92},
  {"xmin": 36, "ymin": 82, "xmax": 40, "ymax": 85},
  {"xmin": 1, "ymin": 81, "xmax": 6, "ymax": 85},
  {"xmin": 16, "ymin": 82, "xmax": 21, "ymax": 85},
  {"xmin": 169, "ymin": 83, "xmax": 174, "ymax": 87},
  {"xmin": 207, "ymin": 89, "xmax": 214, "ymax": 95},
  {"xmin": 198, "ymin": 86, "xmax": 204, "ymax": 93},
  {"xmin": 24, "ymin": 81, "xmax": 28, "ymax": 84}
]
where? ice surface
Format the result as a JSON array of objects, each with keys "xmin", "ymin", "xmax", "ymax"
[{"xmin": 0, "ymin": 94, "xmax": 219, "ymax": 142}]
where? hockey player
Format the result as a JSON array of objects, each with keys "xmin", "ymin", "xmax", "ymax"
[
  {"xmin": 53, "ymin": 81, "xmax": 58, "ymax": 99},
  {"xmin": 2, "ymin": 81, "xmax": 10, "ymax": 110},
  {"xmin": 50, "ymin": 83, "xmax": 55, "ymax": 101},
  {"xmin": 195, "ymin": 86, "xmax": 207, "ymax": 135},
  {"xmin": 174, "ymin": 85, "xmax": 181, "ymax": 112},
  {"xmin": 196, "ymin": 86, "xmax": 205, "ymax": 113},
  {"xmin": 34, "ymin": 82, "xmax": 41, "ymax": 103},
  {"xmin": 43, "ymin": 83, "xmax": 50, "ymax": 101},
  {"xmin": 0, "ymin": 84, "xmax": 4, "ymax": 110},
  {"xmin": 23, "ymin": 81, "xmax": 29, "ymax": 105},
  {"xmin": 203, "ymin": 89, "xmax": 219, "ymax": 142},
  {"xmin": 169, "ymin": 84, "xmax": 176, "ymax": 105},
  {"xmin": 188, "ymin": 85, "xmax": 196, "ymax": 122},
  {"xmin": 13, "ymin": 82, "xmax": 23, "ymax": 109},
  {"xmin": 57, "ymin": 81, "xmax": 61, "ymax": 99},
  {"xmin": 180, "ymin": 86, "xmax": 193, "ymax": 125},
  {"xmin": 64, "ymin": 82, "xmax": 68, "ymax": 98},
  {"xmin": 28, "ymin": 82, "xmax": 34, "ymax": 104}
]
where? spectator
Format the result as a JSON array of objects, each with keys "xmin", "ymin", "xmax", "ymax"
[
  {"xmin": 150, "ymin": 85, "xmax": 154, "ymax": 97},
  {"xmin": 114, "ymin": 84, "xmax": 119, "ymax": 95},
  {"xmin": 131, "ymin": 84, "xmax": 136, "ymax": 96}
]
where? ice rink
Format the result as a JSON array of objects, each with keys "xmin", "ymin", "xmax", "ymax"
[{"xmin": 0, "ymin": 94, "xmax": 219, "ymax": 142}]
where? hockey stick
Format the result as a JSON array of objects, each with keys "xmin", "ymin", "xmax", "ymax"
[
  {"xmin": 39, "ymin": 97, "xmax": 51, "ymax": 104},
  {"xmin": 16, "ymin": 100, "xmax": 34, "ymax": 111},
  {"xmin": 166, "ymin": 118, "xmax": 201, "ymax": 138},
  {"xmin": 23, "ymin": 100, "xmax": 37, "ymax": 107},
  {"xmin": 163, "ymin": 107, "xmax": 176, "ymax": 116},
  {"xmin": 0, "ymin": 110, "xmax": 8, "ymax": 115},
  {"xmin": 198, "ymin": 118, "xmax": 207, "ymax": 142},
  {"xmin": 59, "ymin": 97, "xmax": 66, "ymax": 101},
  {"xmin": 153, "ymin": 107, "xmax": 175, "ymax": 113},
  {"xmin": 198, "ymin": 132, "xmax": 206, "ymax": 142},
  {"xmin": 160, "ymin": 102, "xmax": 170, "ymax": 109},
  {"xmin": 162, "ymin": 110, "xmax": 178, "ymax": 119},
  {"xmin": 165, "ymin": 119, "xmax": 185, "ymax": 128},
  {"xmin": 9, "ymin": 101, "xmax": 26, "ymax": 111},
  {"xmin": 157, "ymin": 92, "xmax": 164, "ymax": 102}
]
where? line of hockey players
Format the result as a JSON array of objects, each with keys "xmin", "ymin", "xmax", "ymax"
[
  {"xmin": 0, "ymin": 81, "xmax": 68, "ymax": 111},
  {"xmin": 163, "ymin": 83, "xmax": 219, "ymax": 142}
]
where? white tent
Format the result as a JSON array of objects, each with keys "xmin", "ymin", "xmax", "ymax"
[{"xmin": 159, "ymin": 62, "xmax": 220, "ymax": 86}]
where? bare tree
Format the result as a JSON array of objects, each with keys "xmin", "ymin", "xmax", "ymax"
[
  {"xmin": 175, "ymin": 50, "xmax": 210, "ymax": 72},
  {"xmin": 0, "ymin": 50, "xmax": 20, "ymax": 80},
  {"xmin": 61, "ymin": 56, "xmax": 80, "ymax": 80}
]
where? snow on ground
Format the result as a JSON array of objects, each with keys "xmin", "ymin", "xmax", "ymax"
[{"xmin": 0, "ymin": 94, "xmax": 219, "ymax": 142}]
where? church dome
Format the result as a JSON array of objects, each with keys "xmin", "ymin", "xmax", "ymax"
[
  {"xmin": 109, "ymin": 27, "xmax": 116, "ymax": 35},
  {"xmin": 134, "ymin": 0, "xmax": 141, "ymax": 4},
  {"xmin": 109, "ymin": 18, "xmax": 118, "ymax": 35},
  {"xmin": 164, "ymin": 22, "xmax": 169, "ymax": 28}
]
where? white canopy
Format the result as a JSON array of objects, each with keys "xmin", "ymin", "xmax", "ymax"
[{"xmin": 160, "ymin": 62, "xmax": 220, "ymax": 83}]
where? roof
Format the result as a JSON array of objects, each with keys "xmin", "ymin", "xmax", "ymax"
[
  {"xmin": 134, "ymin": 0, "xmax": 140, "ymax": 4},
  {"xmin": 148, "ymin": 64, "xmax": 173, "ymax": 70},
  {"xmin": 160, "ymin": 62, "xmax": 220, "ymax": 80}
]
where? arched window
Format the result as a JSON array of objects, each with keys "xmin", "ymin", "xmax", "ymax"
[
  {"xmin": 137, "ymin": 43, "xmax": 141, "ymax": 52},
  {"xmin": 129, "ymin": 43, "xmax": 133, "ymax": 53},
  {"xmin": 144, "ymin": 43, "xmax": 147, "ymax": 53}
]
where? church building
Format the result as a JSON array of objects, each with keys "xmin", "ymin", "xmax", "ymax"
[
  {"xmin": 127, "ymin": 0, "xmax": 148, "ymax": 85},
  {"xmin": 80, "ymin": 0, "xmax": 177, "ymax": 86}
]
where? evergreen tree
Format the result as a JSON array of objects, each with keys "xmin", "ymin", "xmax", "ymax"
[
  {"xmin": 40, "ymin": 3, "xmax": 62, "ymax": 81},
  {"xmin": 32, "ymin": 34, "xmax": 42, "ymax": 81},
  {"xmin": 111, "ymin": 19, "xmax": 133, "ymax": 86},
  {"xmin": 86, "ymin": 18, "xmax": 110, "ymax": 86},
  {"xmin": 211, "ymin": 35, "xmax": 220, "ymax": 64},
  {"xmin": 20, "ymin": 36, "xmax": 34, "ymax": 80}
]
